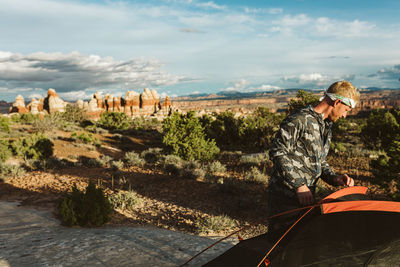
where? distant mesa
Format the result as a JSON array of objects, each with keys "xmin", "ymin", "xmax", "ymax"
[
  {"xmin": 8, "ymin": 87, "xmax": 400, "ymax": 117},
  {"xmin": 9, "ymin": 88, "xmax": 174, "ymax": 117}
]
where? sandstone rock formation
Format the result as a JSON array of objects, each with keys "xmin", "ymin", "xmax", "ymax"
[
  {"xmin": 114, "ymin": 96, "xmax": 122, "ymax": 112},
  {"xmin": 140, "ymin": 88, "xmax": 156, "ymax": 114},
  {"xmin": 94, "ymin": 92, "xmax": 104, "ymax": 109},
  {"xmin": 104, "ymin": 94, "xmax": 114, "ymax": 112},
  {"xmin": 151, "ymin": 89, "xmax": 161, "ymax": 112},
  {"xmin": 27, "ymin": 98, "xmax": 40, "ymax": 114},
  {"xmin": 87, "ymin": 97, "xmax": 103, "ymax": 113},
  {"xmin": 9, "ymin": 95, "xmax": 27, "ymax": 113},
  {"xmin": 8, "ymin": 88, "xmax": 173, "ymax": 117},
  {"xmin": 124, "ymin": 91, "xmax": 140, "ymax": 115},
  {"xmin": 43, "ymin": 89, "xmax": 67, "ymax": 114},
  {"xmin": 159, "ymin": 96, "xmax": 172, "ymax": 115},
  {"xmin": 76, "ymin": 99, "xmax": 84, "ymax": 109}
]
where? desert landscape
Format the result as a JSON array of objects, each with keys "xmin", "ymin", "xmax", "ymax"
[
  {"xmin": 1, "ymin": 88, "xmax": 399, "ymax": 237},
  {"xmin": 2, "ymin": 0, "xmax": 400, "ymax": 265}
]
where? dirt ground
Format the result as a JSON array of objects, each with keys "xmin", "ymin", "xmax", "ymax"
[{"xmin": 0, "ymin": 126, "xmax": 392, "ymax": 239}]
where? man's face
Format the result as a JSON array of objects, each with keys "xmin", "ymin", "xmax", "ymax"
[{"xmin": 329, "ymin": 101, "xmax": 352, "ymax": 122}]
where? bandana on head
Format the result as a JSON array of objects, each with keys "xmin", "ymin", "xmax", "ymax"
[{"xmin": 322, "ymin": 93, "xmax": 357, "ymax": 108}]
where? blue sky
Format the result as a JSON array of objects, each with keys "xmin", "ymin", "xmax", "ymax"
[{"xmin": 0, "ymin": 0, "xmax": 399, "ymax": 101}]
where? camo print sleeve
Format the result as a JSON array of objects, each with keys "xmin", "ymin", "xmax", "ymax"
[
  {"xmin": 269, "ymin": 115, "xmax": 307, "ymax": 190},
  {"xmin": 320, "ymin": 147, "xmax": 336, "ymax": 185}
]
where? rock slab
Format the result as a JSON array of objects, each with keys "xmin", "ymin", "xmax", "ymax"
[{"xmin": 0, "ymin": 202, "xmax": 236, "ymax": 267}]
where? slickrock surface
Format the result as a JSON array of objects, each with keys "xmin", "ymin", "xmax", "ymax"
[{"xmin": 0, "ymin": 201, "xmax": 237, "ymax": 267}]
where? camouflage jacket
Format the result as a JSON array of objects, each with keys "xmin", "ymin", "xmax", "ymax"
[{"xmin": 268, "ymin": 105, "xmax": 336, "ymax": 198}]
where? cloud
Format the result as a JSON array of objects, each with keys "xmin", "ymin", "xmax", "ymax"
[
  {"xmin": 221, "ymin": 80, "xmax": 281, "ymax": 93},
  {"xmin": 222, "ymin": 79, "xmax": 249, "ymax": 91},
  {"xmin": 283, "ymin": 73, "xmax": 333, "ymax": 88},
  {"xmin": 377, "ymin": 64, "xmax": 400, "ymax": 78},
  {"xmin": 317, "ymin": 56, "xmax": 351, "ymax": 59},
  {"xmin": 367, "ymin": 64, "xmax": 400, "ymax": 87},
  {"xmin": 0, "ymin": 51, "xmax": 186, "ymax": 95},
  {"xmin": 315, "ymin": 17, "xmax": 376, "ymax": 38},
  {"xmin": 255, "ymin": 84, "xmax": 281, "ymax": 91},
  {"xmin": 271, "ymin": 14, "xmax": 311, "ymax": 33},
  {"xmin": 59, "ymin": 90, "xmax": 93, "ymax": 101},
  {"xmin": 281, "ymin": 73, "xmax": 358, "ymax": 88},
  {"xmin": 244, "ymin": 7, "xmax": 283, "ymax": 15},
  {"xmin": 195, "ymin": 1, "xmax": 226, "ymax": 10},
  {"xmin": 270, "ymin": 14, "xmax": 376, "ymax": 39},
  {"xmin": 180, "ymin": 28, "xmax": 204, "ymax": 33}
]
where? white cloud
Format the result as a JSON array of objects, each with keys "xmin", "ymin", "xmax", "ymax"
[
  {"xmin": 271, "ymin": 14, "xmax": 311, "ymax": 33},
  {"xmin": 195, "ymin": 1, "xmax": 226, "ymax": 10},
  {"xmin": 0, "ymin": 51, "xmax": 185, "ymax": 94},
  {"xmin": 28, "ymin": 93, "xmax": 45, "ymax": 100},
  {"xmin": 59, "ymin": 91, "xmax": 92, "ymax": 101},
  {"xmin": 222, "ymin": 79, "xmax": 249, "ymax": 91},
  {"xmin": 283, "ymin": 73, "xmax": 332, "ymax": 87},
  {"xmin": 315, "ymin": 17, "xmax": 376, "ymax": 38},
  {"xmin": 256, "ymin": 84, "xmax": 281, "ymax": 91},
  {"xmin": 244, "ymin": 7, "xmax": 283, "ymax": 15}
]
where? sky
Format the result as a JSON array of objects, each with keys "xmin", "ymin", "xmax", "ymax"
[{"xmin": 1, "ymin": 0, "xmax": 400, "ymax": 102}]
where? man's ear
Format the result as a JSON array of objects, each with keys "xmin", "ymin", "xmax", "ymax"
[{"xmin": 333, "ymin": 99, "xmax": 342, "ymax": 107}]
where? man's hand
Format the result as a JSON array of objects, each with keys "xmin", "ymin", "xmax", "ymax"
[
  {"xmin": 333, "ymin": 174, "xmax": 354, "ymax": 187},
  {"xmin": 296, "ymin": 185, "xmax": 315, "ymax": 206}
]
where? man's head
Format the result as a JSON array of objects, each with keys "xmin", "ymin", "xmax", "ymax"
[{"xmin": 324, "ymin": 81, "xmax": 360, "ymax": 122}]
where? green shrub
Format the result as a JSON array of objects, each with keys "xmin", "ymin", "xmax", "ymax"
[
  {"xmin": 11, "ymin": 133, "xmax": 54, "ymax": 160},
  {"xmin": 109, "ymin": 190, "xmax": 142, "ymax": 211},
  {"xmin": 163, "ymin": 111, "xmax": 220, "ymax": 161},
  {"xmin": 219, "ymin": 150, "xmax": 242, "ymax": 161},
  {"xmin": 201, "ymin": 108, "xmax": 283, "ymax": 151},
  {"xmin": 244, "ymin": 166, "xmax": 269, "ymax": 184},
  {"xmin": 288, "ymin": 90, "xmax": 320, "ymax": 113},
  {"xmin": 86, "ymin": 125, "xmax": 109, "ymax": 134},
  {"xmin": 62, "ymin": 104, "xmax": 87, "ymax": 124},
  {"xmin": 141, "ymin": 147, "xmax": 163, "ymax": 164},
  {"xmin": 201, "ymin": 111, "xmax": 242, "ymax": 148},
  {"xmin": 0, "ymin": 139, "xmax": 12, "ymax": 162},
  {"xmin": 205, "ymin": 161, "xmax": 226, "ymax": 175},
  {"xmin": 239, "ymin": 108, "xmax": 284, "ymax": 150},
  {"xmin": 11, "ymin": 113, "xmax": 39, "ymax": 124},
  {"xmin": 181, "ymin": 160, "xmax": 205, "ymax": 179},
  {"xmin": 98, "ymin": 155, "xmax": 113, "ymax": 167},
  {"xmin": 0, "ymin": 163, "xmax": 26, "ymax": 181},
  {"xmin": 362, "ymin": 108, "xmax": 400, "ymax": 179},
  {"xmin": 70, "ymin": 131, "xmax": 101, "ymax": 147},
  {"xmin": 0, "ymin": 116, "xmax": 11, "ymax": 133},
  {"xmin": 131, "ymin": 116, "xmax": 162, "ymax": 131},
  {"xmin": 195, "ymin": 214, "xmax": 238, "ymax": 234},
  {"xmin": 97, "ymin": 112, "xmax": 131, "ymax": 130},
  {"xmin": 161, "ymin": 154, "xmax": 184, "ymax": 175},
  {"xmin": 124, "ymin": 151, "xmax": 145, "ymax": 167},
  {"xmin": 331, "ymin": 142, "xmax": 347, "ymax": 153},
  {"xmin": 25, "ymin": 157, "xmax": 71, "ymax": 171},
  {"xmin": 58, "ymin": 181, "xmax": 113, "ymax": 227},
  {"xmin": 361, "ymin": 109, "xmax": 400, "ymax": 150},
  {"xmin": 111, "ymin": 160, "xmax": 124, "ymax": 171},
  {"xmin": 77, "ymin": 157, "xmax": 102, "ymax": 168},
  {"xmin": 32, "ymin": 113, "xmax": 64, "ymax": 132},
  {"xmin": 239, "ymin": 153, "xmax": 269, "ymax": 168}
]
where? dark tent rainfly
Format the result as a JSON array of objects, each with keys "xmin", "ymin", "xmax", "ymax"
[{"xmin": 201, "ymin": 186, "xmax": 400, "ymax": 266}]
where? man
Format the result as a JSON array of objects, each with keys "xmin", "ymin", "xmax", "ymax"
[{"xmin": 267, "ymin": 80, "xmax": 359, "ymax": 234}]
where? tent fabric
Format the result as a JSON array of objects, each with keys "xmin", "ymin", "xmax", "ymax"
[
  {"xmin": 322, "ymin": 200, "xmax": 400, "ymax": 214},
  {"xmin": 204, "ymin": 187, "xmax": 400, "ymax": 267},
  {"xmin": 322, "ymin": 186, "xmax": 368, "ymax": 201}
]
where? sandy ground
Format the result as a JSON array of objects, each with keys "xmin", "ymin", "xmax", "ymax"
[{"xmin": 0, "ymin": 201, "xmax": 238, "ymax": 267}]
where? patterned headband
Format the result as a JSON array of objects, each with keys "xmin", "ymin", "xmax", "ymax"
[{"xmin": 325, "ymin": 93, "xmax": 357, "ymax": 108}]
